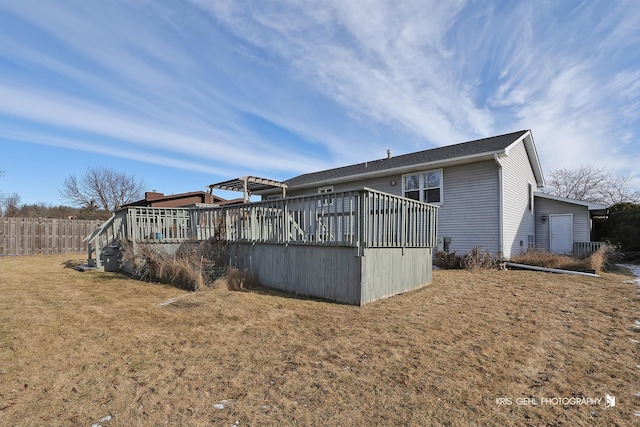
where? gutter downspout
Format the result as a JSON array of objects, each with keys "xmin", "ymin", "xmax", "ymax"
[{"xmin": 494, "ymin": 154, "xmax": 504, "ymax": 258}]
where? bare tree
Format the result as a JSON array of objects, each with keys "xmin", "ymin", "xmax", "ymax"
[
  {"xmin": 544, "ymin": 165, "xmax": 640, "ymax": 206},
  {"xmin": 0, "ymin": 192, "xmax": 21, "ymax": 217},
  {"xmin": 59, "ymin": 167, "xmax": 145, "ymax": 213},
  {"xmin": 0, "ymin": 169, "xmax": 4, "ymax": 214}
]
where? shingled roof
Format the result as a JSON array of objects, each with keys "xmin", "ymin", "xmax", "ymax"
[{"xmin": 285, "ymin": 130, "xmax": 530, "ymax": 188}]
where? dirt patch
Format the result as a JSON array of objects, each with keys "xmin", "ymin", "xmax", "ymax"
[{"xmin": 0, "ymin": 255, "xmax": 638, "ymax": 425}]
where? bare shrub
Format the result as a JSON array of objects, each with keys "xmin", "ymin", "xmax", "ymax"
[
  {"xmin": 176, "ymin": 239, "xmax": 228, "ymax": 283},
  {"xmin": 158, "ymin": 256, "xmax": 204, "ymax": 291},
  {"xmin": 435, "ymin": 251, "xmax": 463, "ymax": 269},
  {"xmin": 120, "ymin": 238, "xmax": 229, "ymax": 291},
  {"xmin": 119, "ymin": 239, "xmax": 158, "ymax": 280},
  {"xmin": 226, "ymin": 267, "xmax": 259, "ymax": 291},
  {"xmin": 462, "ymin": 247, "xmax": 495, "ymax": 270},
  {"xmin": 436, "ymin": 247, "xmax": 494, "ymax": 270}
]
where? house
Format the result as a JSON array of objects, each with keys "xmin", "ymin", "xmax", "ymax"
[
  {"xmin": 533, "ymin": 193, "xmax": 607, "ymax": 254},
  {"xmin": 88, "ymin": 129, "xmax": 603, "ymax": 305},
  {"xmin": 256, "ymin": 130, "xmax": 605, "ymax": 258}
]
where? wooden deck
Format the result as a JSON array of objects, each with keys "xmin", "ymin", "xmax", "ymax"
[{"xmin": 87, "ymin": 188, "xmax": 438, "ymax": 304}]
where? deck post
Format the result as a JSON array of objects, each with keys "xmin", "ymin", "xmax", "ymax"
[
  {"xmin": 357, "ymin": 190, "xmax": 367, "ymax": 256},
  {"xmin": 401, "ymin": 198, "xmax": 407, "ymax": 250},
  {"xmin": 283, "ymin": 199, "xmax": 289, "ymax": 242}
]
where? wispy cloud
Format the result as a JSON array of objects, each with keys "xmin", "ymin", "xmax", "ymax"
[
  {"xmin": 193, "ymin": 0, "xmax": 493, "ymax": 147},
  {"xmin": 1, "ymin": 0, "xmax": 639, "ymax": 203},
  {"xmin": 191, "ymin": 1, "xmax": 639, "ymax": 177}
]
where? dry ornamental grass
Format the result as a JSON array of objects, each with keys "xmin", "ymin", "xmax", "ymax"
[
  {"xmin": 1, "ymin": 254, "xmax": 639, "ymax": 426},
  {"xmin": 511, "ymin": 244, "xmax": 618, "ymax": 273}
]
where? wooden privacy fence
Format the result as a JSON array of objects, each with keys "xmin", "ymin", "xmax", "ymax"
[{"xmin": 0, "ymin": 217, "xmax": 103, "ymax": 255}]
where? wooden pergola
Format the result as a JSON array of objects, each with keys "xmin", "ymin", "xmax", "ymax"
[{"xmin": 207, "ymin": 176, "xmax": 287, "ymax": 203}]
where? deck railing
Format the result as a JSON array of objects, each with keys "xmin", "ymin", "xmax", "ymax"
[
  {"xmin": 84, "ymin": 211, "xmax": 128, "ymax": 267},
  {"xmin": 573, "ymin": 241, "xmax": 606, "ymax": 255},
  {"xmin": 86, "ymin": 188, "xmax": 438, "ymax": 265}
]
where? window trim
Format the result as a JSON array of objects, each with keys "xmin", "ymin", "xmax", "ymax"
[
  {"xmin": 401, "ymin": 169, "xmax": 443, "ymax": 204},
  {"xmin": 318, "ymin": 185, "xmax": 334, "ymax": 206}
]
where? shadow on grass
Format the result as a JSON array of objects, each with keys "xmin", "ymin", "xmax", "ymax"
[
  {"xmin": 226, "ymin": 281, "xmax": 341, "ymax": 305},
  {"xmin": 60, "ymin": 259, "xmax": 138, "ymax": 283},
  {"xmin": 60, "ymin": 259, "xmax": 90, "ymax": 270},
  {"xmin": 91, "ymin": 271, "xmax": 137, "ymax": 282}
]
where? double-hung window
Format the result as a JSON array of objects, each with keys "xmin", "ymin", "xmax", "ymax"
[
  {"xmin": 318, "ymin": 185, "xmax": 334, "ymax": 206},
  {"xmin": 403, "ymin": 169, "xmax": 442, "ymax": 203}
]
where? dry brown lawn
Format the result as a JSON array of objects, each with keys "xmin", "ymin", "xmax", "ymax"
[{"xmin": 1, "ymin": 255, "xmax": 639, "ymax": 426}]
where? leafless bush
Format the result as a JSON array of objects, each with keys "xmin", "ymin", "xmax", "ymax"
[
  {"xmin": 462, "ymin": 247, "xmax": 495, "ymax": 270},
  {"xmin": 176, "ymin": 239, "xmax": 228, "ymax": 282},
  {"xmin": 436, "ymin": 247, "xmax": 494, "ymax": 270},
  {"xmin": 226, "ymin": 267, "xmax": 259, "ymax": 291},
  {"xmin": 435, "ymin": 251, "xmax": 463, "ymax": 269},
  {"xmin": 120, "ymin": 238, "xmax": 229, "ymax": 291}
]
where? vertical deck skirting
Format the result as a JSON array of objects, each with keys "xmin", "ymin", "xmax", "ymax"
[
  {"xmin": 360, "ymin": 247, "xmax": 433, "ymax": 304},
  {"xmin": 231, "ymin": 243, "xmax": 362, "ymax": 304},
  {"xmin": 231, "ymin": 243, "xmax": 433, "ymax": 305}
]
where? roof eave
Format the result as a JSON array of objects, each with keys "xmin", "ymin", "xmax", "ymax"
[
  {"xmin": 504, "ymin": 130, "xmax": 545, "ymax": 188},
  {"xmin": 281, "ymin": 150, "xmax": 507, "ymax": 192},
  {"xmin": 534, "ymin": 192, "xmax": 607, "ymax": 210}
]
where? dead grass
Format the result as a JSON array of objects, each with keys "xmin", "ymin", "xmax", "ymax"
[
  {"xmin": 511, "ymin": 245, "xmax": 618, "ymax": 273},
  {"xmin": 1, "ymin": 254, "xmax": 639, "ymax": 426}
]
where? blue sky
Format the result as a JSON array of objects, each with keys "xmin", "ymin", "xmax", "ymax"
[{"xmin": 1, "ymin": 0, "xmax": 639, "ymax": 205}]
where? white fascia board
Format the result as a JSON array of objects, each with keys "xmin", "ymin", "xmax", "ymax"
[
  {"xmin": 534, "ymin": 192, "xmax": 607, "ymax": 210},
  {"xmin": 504, "ymin": 130, "xmax": 545, "ymax": 188}
]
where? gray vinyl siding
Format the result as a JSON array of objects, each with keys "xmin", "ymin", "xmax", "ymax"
[
  {"xmin": 499, "ymin": 140, "xmax": 536, "ymax": 258},
  {"xmin": 285, "ymin": 174, "xmax": 402, "ymax": 198},
  {"xmin": 286, "ymin": 161, "xmax": 501, "ymax": 256},
  {"xmin": 437, "ymin": 161, "xmax": 500, "ymax": 256},
  {"xmin": 534, "ymin": 197, "xmax": 590, "ymax": 252}
]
